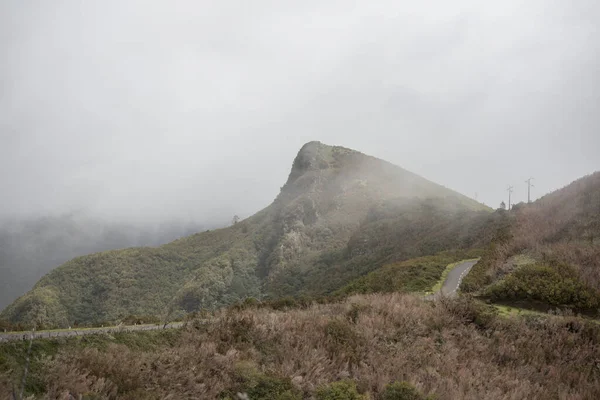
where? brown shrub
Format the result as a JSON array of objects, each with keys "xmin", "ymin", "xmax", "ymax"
[
  {"xmin": 463, "ymin": 173, "xmax": 600, "ymax": 302},
  {"xmin": 20, "ymin": 293, "xmax": 600, "ymax": 399}
]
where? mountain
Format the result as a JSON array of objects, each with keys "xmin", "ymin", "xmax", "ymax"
[
  {"xmin": 461, "ymin": 171, "xmax": 600, "ymax": 313},
  {"xmin": 1, "ymin": 141, "xmax": 493, "ymax": 328},
  {"xmin": 0, "ymin": 214, "xmax": 207, "ymax": 309}
]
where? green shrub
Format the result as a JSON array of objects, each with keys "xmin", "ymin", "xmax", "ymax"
[
  {"xmin": 222, "ymin": 361, "xmax": 301, "ymax": 400},
  {"xmin": 82, "ymin": 394, "xmax": 107, "ymax": 400},
  {"xmin": 316, "ymin": 380, "xmax": 366, "ymax": 400},
  {"xmin": 229, "ymin": 297, "xmax": 262, "ymax": 311},
  {"xmin": 268, "ymin": 297, "xmax": 299, "ymax": 310},
  {"xmin": 382, "ymin": 381, "xmax": 429, "ymax": 400},
  {"xmin": 483, "ymin": 263, "xmax": 600, "ymax": 311}
]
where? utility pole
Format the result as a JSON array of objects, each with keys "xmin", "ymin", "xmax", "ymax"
[
  {"xmin": 525, "ymin": 178, "xmax": 534, "ymax": 203},
  {"xmin": 507, "ymin": 186, "xmax": 514, "ymax": 210}
]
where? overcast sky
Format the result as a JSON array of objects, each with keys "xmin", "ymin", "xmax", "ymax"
[{"xmin": 1, "ymin": 0, "xmax": 599, "ymax": 224}]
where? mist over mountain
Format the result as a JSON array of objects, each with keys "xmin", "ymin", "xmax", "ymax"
[
  {"xmin": 1, "ymin": 1, "xmax": 599, "ymax": 223},
  {"xmin": 2, "ymin": 2, "xmax": 600, "ymax": 398},
  {"xmin": 0, "ymin": 214, "xmax": 212, "ymax": 309},
  {"xmin": 1, "ymin": 144, "xmax": 599, "ymax": 400},
  {"xmin": 1, "ymin": 142, "xmax": 497, "ymax": 327}
]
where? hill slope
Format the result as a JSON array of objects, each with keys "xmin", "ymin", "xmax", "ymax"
[
  {"xmin": 1, "ymin": 141, "xmax": 491, "ymax": 327},
  {"xmin": 461, "ymin": 172, "xmax": 600, "ymax": 313},
  {"xmin": 0, "ymin": 215, "xmax": 206, "ymax": 309},
  {"xmin": 4, "ymin": 294, "xmax": 600, "ymax": 399}
]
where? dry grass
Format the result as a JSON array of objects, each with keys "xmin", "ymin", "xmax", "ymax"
[
  {"xmin": 27, "ymin": 293, "xmax": 600, "ymax": 399},
  {"xmin": 510, "ymin": 173, "xmax": 600, "ymax": 287},
  {"xmin": 464, "ymin": 172, "xmax": 600, "ymax": 298}
]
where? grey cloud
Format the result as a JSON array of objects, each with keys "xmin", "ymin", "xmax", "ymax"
[{"xmin": 1, "ymin": 0, "xmax": 599, "ymax": 222}]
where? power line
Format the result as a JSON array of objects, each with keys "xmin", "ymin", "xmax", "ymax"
[{"xmin": 525, "ymin": 177, "xmax": 535, "ymax": 203}]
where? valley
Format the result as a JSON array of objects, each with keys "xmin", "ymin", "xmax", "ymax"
[{"xmin": 1, "ymin": 143, "xmax": 598, "ymax": 399}]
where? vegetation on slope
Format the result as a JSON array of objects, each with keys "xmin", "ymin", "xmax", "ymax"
[
  {"xmin": 335, "ymin": 250, "xmax": 482, "ymax": 296},
  {"xmin": 0, "ymin": 329, "xmax": 182, "ymax": 398},
  {"xmin": 2, "ymin": 142, "xmax": 492, "ymax": 328},
  {"xmin": 483, "ymin": 262, "xmax": 600, "ymax": 311},
  {"xmin": 0, "ymin": 213, "xmax": 206, "ymax": 310},
  {"xmin": 265, "ymin": 198, "xmax": 501, "ymax": 298},
  {"xmin": 2, "ymin": 294, "xmax": 599, "ymax": 399},
  {"xmin": 462, "ymin": 172, "xmax": 600, "ymax": 314},
  {"xmin": 459, "ymin": 215, "xmax": 512, "ymax": 293}
]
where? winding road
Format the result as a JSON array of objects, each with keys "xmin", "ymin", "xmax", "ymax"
[
  {"xmin": 432, "ymin": 259, "xmax": 477, "ymax": 299},
  {"xmin": 0, "ymin": 322, "xmax": 184, "ymax": 342},
  {"xmin": 1, "ymin": 260, "xmax": 478, "ymax": 342}
]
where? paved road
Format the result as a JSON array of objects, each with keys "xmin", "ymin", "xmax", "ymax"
[
  {"xmin": 439, "ymin": 259, "xmax": 477, "ymax": 297},
  {"xmin": 429, "ymin": 259, "xmax": 478, "ymax": 299},
  {"xmin": 0, "ymin": 322, "xmax": 184, "ymax": 342}
]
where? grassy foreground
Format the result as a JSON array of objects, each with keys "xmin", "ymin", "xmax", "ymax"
[{"xmin": 2, "ymin": 293, "xmax": 599, "ymax": 399}]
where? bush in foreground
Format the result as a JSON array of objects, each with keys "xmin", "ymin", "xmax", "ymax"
[
  {"xmin": 382, "ymin": 381, "xmax": 429, "ymax": 400},
  {"xmin": 3, "ymin": 294, "xmax": 600, "ymax": 399},
  {"xmin": 316, "ymin": 379, "xmax": 366, "ymax": 400},
  {"xmin": 483, "ymin": 263, "xmax": 600, "ymax": 312}
]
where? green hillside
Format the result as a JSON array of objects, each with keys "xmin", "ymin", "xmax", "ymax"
[
  {"xmin": 1, "ymin": 141, "xmax": 491, "ymax": 328},
  {"xmin": 0, "ymin": 215, "xmax": 205, "ymax": 310},
  {"xmin": 335, "ymin": 250, "xmax": 483, "ymax": 296}
]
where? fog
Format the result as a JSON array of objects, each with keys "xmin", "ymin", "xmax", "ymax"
[
  {"xmin": 1, "ymin": 0, "xmax": 599, "ymax": 222},
  {"xmin": 0, "ymin": 213, "xmax": 209, "ymax": 308}
]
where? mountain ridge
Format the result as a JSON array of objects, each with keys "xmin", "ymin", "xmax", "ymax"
[{"xmin": 1, "ymin": 141, "xmax": 491, "ymax": 327}]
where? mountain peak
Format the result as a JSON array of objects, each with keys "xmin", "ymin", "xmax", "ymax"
[
  {"xmin": 286, "ymin": 141, "xmax": 328, "ymax": 183},
  {"xmin": 1, "ymin": 142, "xmax": 489, "ymax": 327},
  {"xmin": 284, "ymin": 141, "xmax": 357, "ymax": 187}
]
